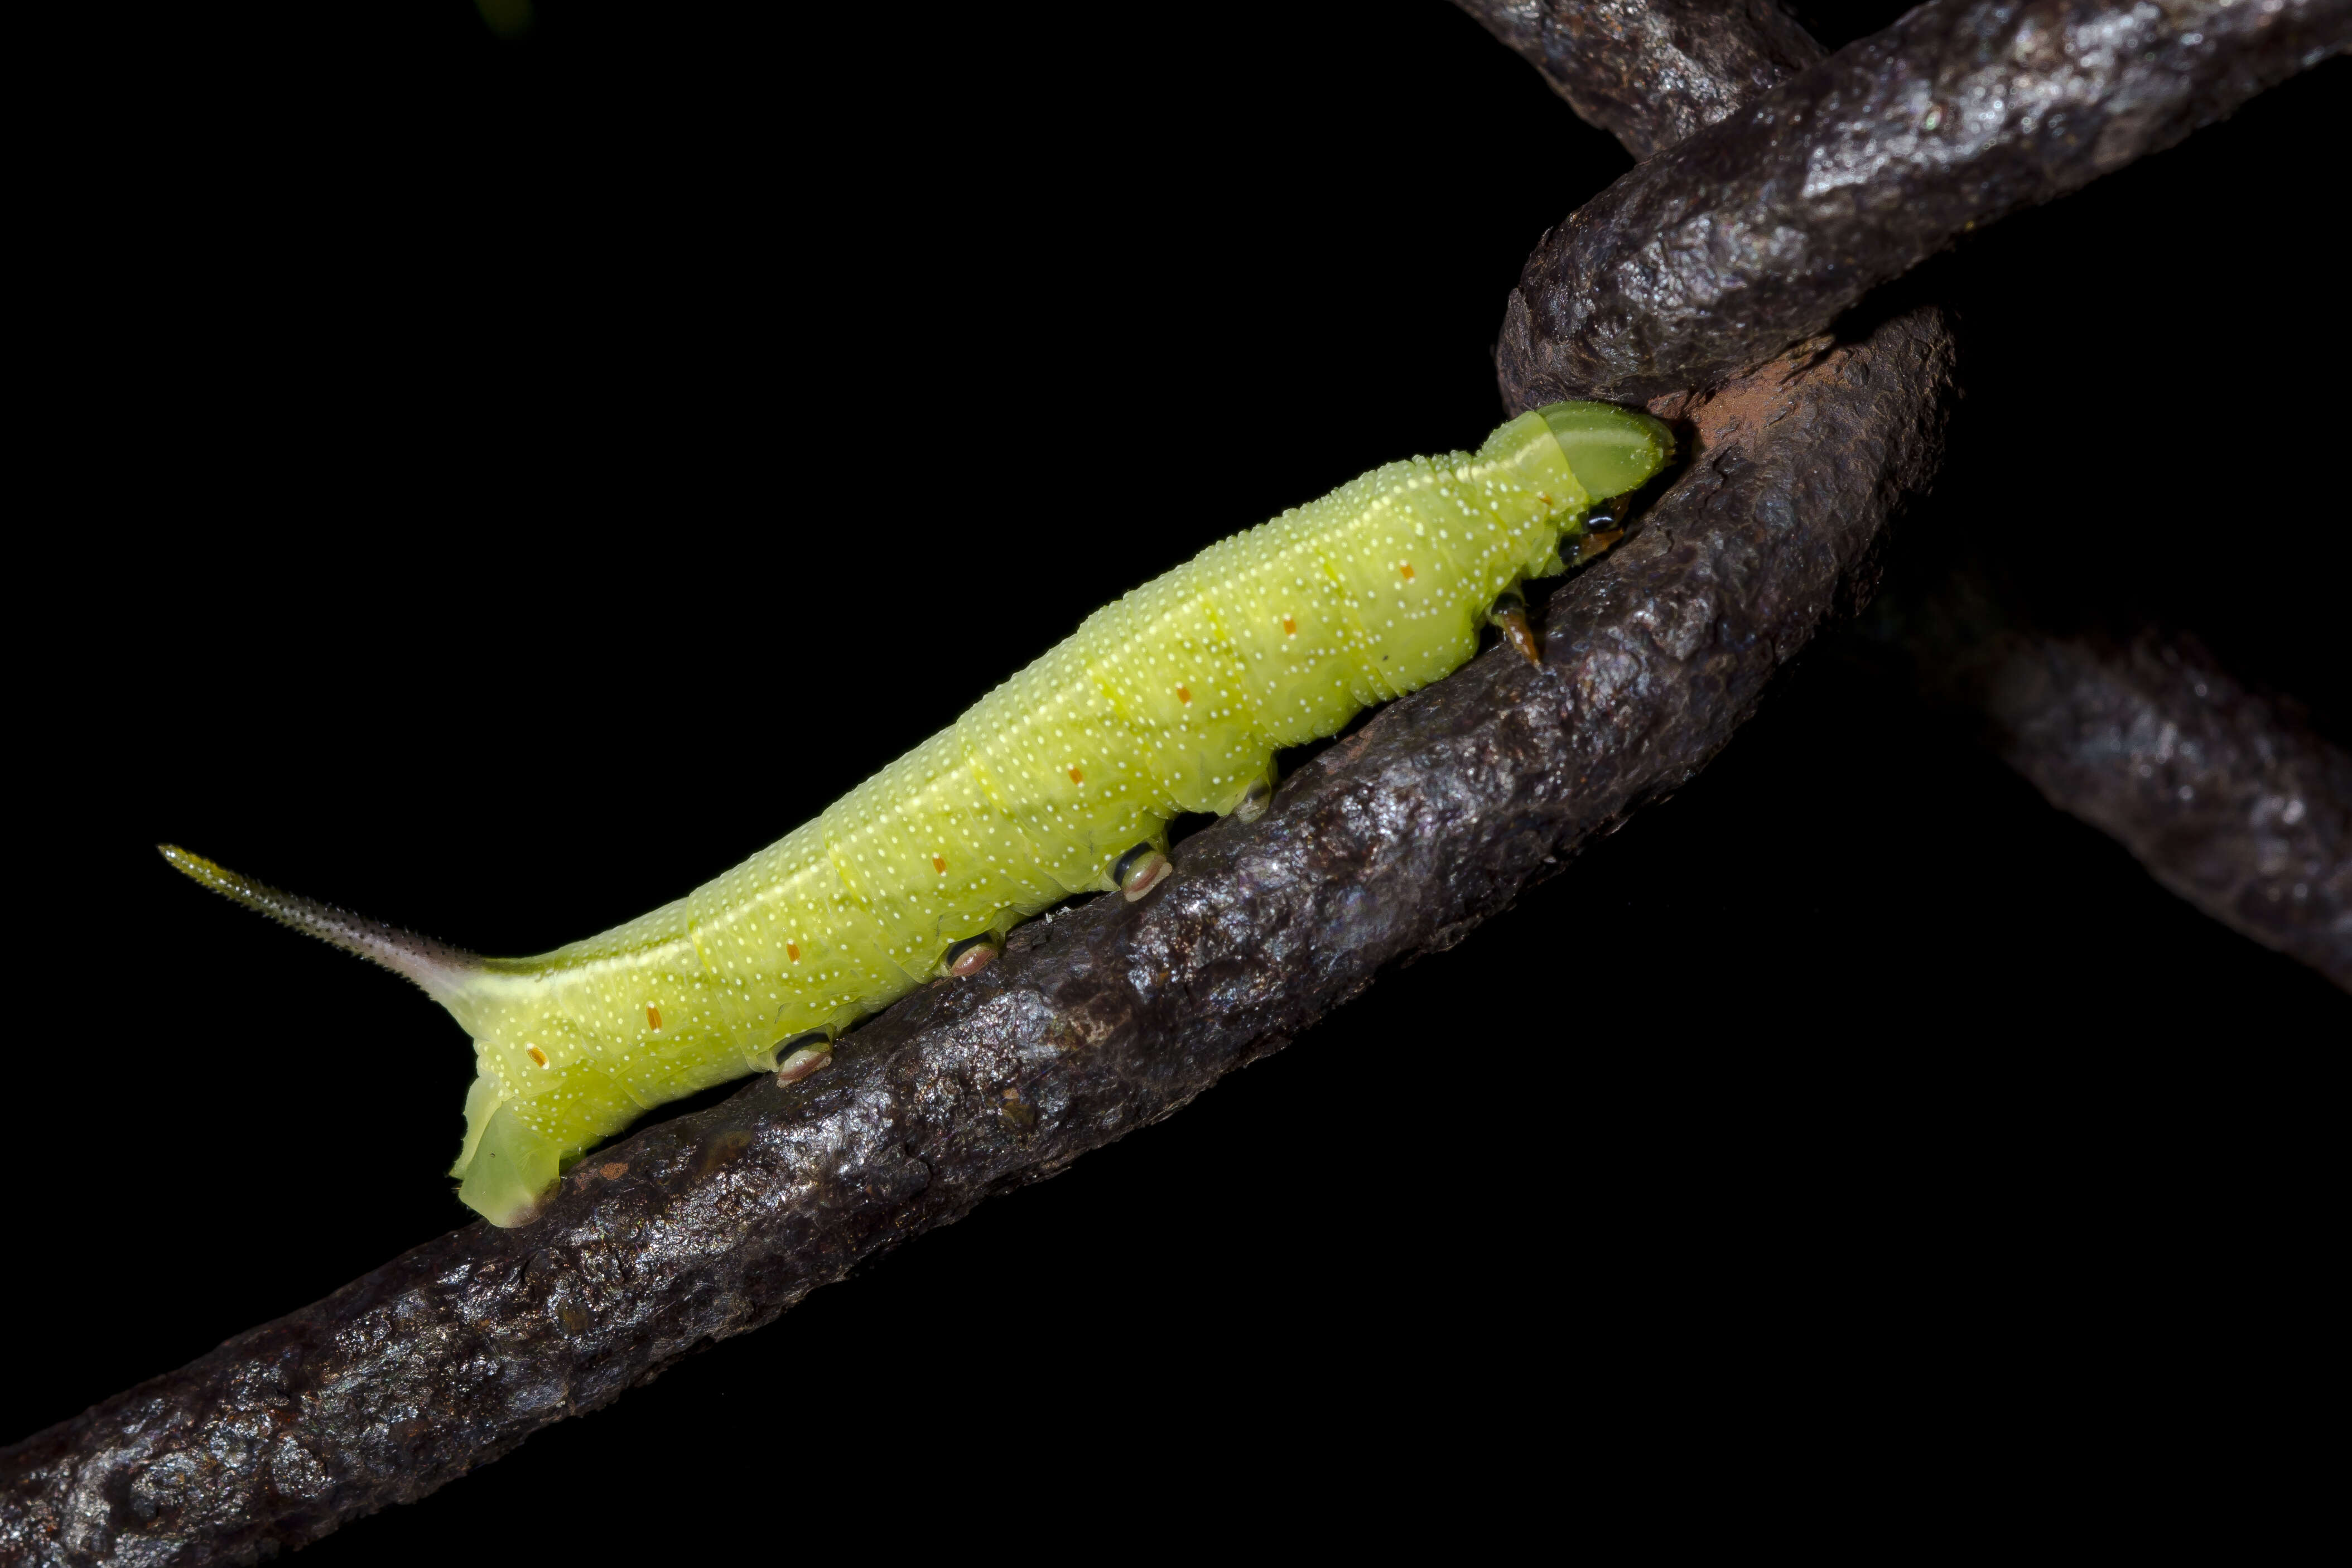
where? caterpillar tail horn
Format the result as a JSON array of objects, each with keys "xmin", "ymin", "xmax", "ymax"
[
  {"xmin": 156, "ymin": 845, "xmax": 482, "ymax": 1011},
  {"xmin": 158, "ymin": 845, "xmax": 571, "ymax": 1228}
]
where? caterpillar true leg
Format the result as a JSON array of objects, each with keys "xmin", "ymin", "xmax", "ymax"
[
  {"xmin": 1570, "ymin": 528, "xmax": 1625, "ymax": 565},
  {"xmin": 1570, "ymin": 499, "xmax": 1628, "ymax": 565},
  {"xmin": 1489, "ymin": 590, "xmax": 1542, "ymax": 667}
]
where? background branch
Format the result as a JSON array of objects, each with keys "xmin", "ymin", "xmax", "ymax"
[
  {"xmin": 1866, "ymin": 580, "xmax": 2352, "ymax": 987},
  {"xmin": 1468, "ymin": 0, "xmax": 2348, "ymax": 991},
  {"xmin": 1495, "ymin": 0, "xmax": 2351, "ymax": 407},
  {"xmin": 1452, "ymin": 0, "xmax": 1826, "ymax": 158}
]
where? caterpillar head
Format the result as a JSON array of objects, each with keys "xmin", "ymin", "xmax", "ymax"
[{"xmin": 1538, "ymin": 401, "xmax": 1675, "ymax": 502}]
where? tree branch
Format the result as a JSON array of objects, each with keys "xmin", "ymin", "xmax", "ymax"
[
  {"xmin": 1460, "ymin": 0, "xmax": 2350, "ymax": 992},
  {"xmin": 7, "ymin": 3, "xmax": 2338, "ymax": 1560},
  {"xmin": 1451, "ymin": 0, "xmax": 1825, "ymax": 158},
  {"xmin": 0, "ymin": 315, "xmax": 1956, "ymax": 1568},
  {"xmin": 1496, "ymin": 0, "xmax": 2351, "ymax": 407},
  {"xmin": 1873, "ymin": 579, "xmax": 2352, "ymax": 988}
]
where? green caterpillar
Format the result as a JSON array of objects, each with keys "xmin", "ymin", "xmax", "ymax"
[{"xmin": 162, "ymin": 401, "xmax": 1671, "ymax": 1227}]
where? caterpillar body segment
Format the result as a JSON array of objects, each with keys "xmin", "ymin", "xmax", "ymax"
[{"xmin": 162, "ymin": 402, "xmax": 1673, "ymax": 1227}]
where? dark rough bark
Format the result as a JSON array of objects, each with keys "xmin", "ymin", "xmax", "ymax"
[
  {"xmin": 1879, "ymin": 585, "xmax": 2352, "ymax": 988},
  {"xmin": 1499, "ymin": 0, "xmax": 2352, "ymax": 409},
  {"xmin": 1477, "ymin": 0, "xmax": 2350, "ymax": 993},
  {"xmin": 1452, "ymin": 0, "xmax": 1826, "ymax": 158},
  {"xmin": 0, "ymin": 310, "xmax": 1956, "ymax": 1568},
  {"xmin": 1982, "ymin": 632, "xmax": 2352, "ymax": 988}
]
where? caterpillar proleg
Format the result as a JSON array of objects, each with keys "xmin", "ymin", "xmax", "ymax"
[{"xmin": 162, "ymin": 401, "xmax": 1671, "ymax": 1227}]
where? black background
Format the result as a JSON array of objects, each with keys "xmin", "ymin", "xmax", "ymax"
[{"xmin": 12, "ymin": 1, "xmax": 2344, "ymax": 1557}]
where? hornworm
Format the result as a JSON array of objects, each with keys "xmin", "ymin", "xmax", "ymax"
[{"xmin": 163, "ymin": 401, "xmax": 1671, "ymax": 1226}]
